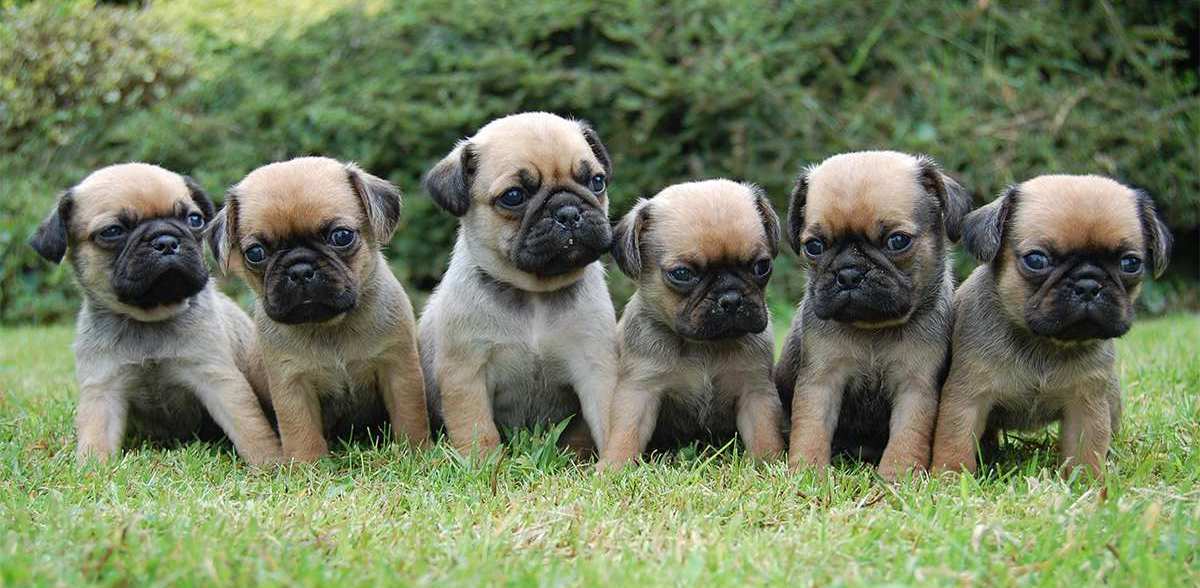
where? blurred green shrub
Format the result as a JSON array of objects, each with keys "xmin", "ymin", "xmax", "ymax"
[{"xmin": 2, "ymin": 0, "xmax": 1197, "ymax": 323}]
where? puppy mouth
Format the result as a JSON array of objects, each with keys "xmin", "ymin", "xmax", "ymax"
[
  {"xmin": 677, "ymin": 301, "xmax": 769, "ymax": 340},
  {"xmin": 1027, "ymin": 302, "xmax": 1130, "ymax": 341},
  {"xmin": 813, "ymin": 288, "xmax": 912, "ymax": 326},
  {"xmin": 113, "ymin": 259, "xmax": 209, "ymax": 309},
  {"xmin": 266, "ymin": 291, "xmax": 357, "ymax": 325},
  {"xmin": 512, "ymin": 193, "xmax": 613, "ymax": 277}
]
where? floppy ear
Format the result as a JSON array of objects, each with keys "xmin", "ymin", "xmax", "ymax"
[
  {"xmin": 916, "ymin": 155, "xmax": 972, "ymax": 242},
  {"xmin": 1134, "ymin": 190, "xmax": 1172, "ymax": 278},
  {"xmin": 578, "ymin": 121, "xmax": 612, "ymax": 176},
  {"xmin": 745, "ymin": 183, "xmax": 781, "ymax": 257},
  {"xmin": 784, "ymin": 169, "xmax": 811, "ymax": 254},
  {"xmin": 183, "ymin": 175, "xmax": 216, "ymax": 220},
  {"xmin": 611, "ymin": 198, "xmax": 652, "ymax": 278},
  {"xmin": 205, "ymin": 190, "xmax": 238, "ymax": 272},
  {"xmin": 961, "ymin": 185, "xmax": 1017, "ymax": 263},
  {"xmin": 423, "ymin": 142, "xmax": 476, "ymax": 217},
  {"xmin": 347, "ymin": 163, "xmax": 402, "ymax": 243},
  {"xmin": 29, "ymin": 189, "xmax": 74, "ymax": 264}
]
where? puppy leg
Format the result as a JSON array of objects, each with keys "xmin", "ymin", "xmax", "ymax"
[
  {"xmin": 736, "ymin": 390, "xmax": 785, "ymax": 459},
  {"xmin": 930, "ymin": 373, "xmax": 993, "ymax": 474},
  {"xmin": 598, "ymin": 377, "xmax": 661, "ymax": 470},
  {"xmin": 269, "ymin": 369, "xmax": 328, "ymax": 462},
  {"xmin": 75, "ymin": 385, "xmax": 128, "ymax": 464},
  {"xmin": 378, "ymin": 339, "xmax": 431, "ymax": 449},
  {"xmin": 877, "ymin": 383, "xmax": 938, "ymax": 481},
  {"xmin": 193, "ymin": 367, "xmax": 282, "ymax": 467},
  {"xmin": 436, "ymin": 354, "xmax": 501, "ymax": 457},
  {"xmin": 1060, "ymin": 390, "xmax": 1112, "ymax": 478},
  {"xmin": 563, "ymin": 339, "xmax": 619, "ymax": 455},
  {"xmin": 788, "ymin": 366, "xmax": 852, "ymax": 471}
]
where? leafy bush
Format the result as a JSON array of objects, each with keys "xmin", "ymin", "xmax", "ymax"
[{"xmin": 2, "ymin": 0, "xmax": 1197, "ymax": 323}]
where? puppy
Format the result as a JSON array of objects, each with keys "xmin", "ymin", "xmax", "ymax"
[
  {"xmin": 775, "ymin": 151, "xmax": 971, "ymax": 480},
  {"xmin": 420, "ymin": 112, "xmax": 618, "ymax": 456},
  {"xmin": 28, "ymin": 163, "xmax": 281, "ymax": 465},
  {"xmin": 931, "ymin": 175, "xmax": 1171, "ymax": 477},
  {"xmin": 207, "ymin": 157, "xmax": 428, "ymax": 462},
  {"xmin": 600, "ymin": 180, "xmax": 786, "ymax": 468}
]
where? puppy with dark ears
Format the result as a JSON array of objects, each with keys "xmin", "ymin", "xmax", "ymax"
[
  {"xmin": 599, "ymin": 180, "xmax": 786, "ymax": 468},
  {"xmin": 208, "ymin": 156, "xmax": 428, "ymax": 462},
  {"xmin": 29, "ymin": 163, "xmax": 281, "ymax": 465},
  {"xmin": 775, "ymin": 151, "xmax": 971, "ymax": 480},
  {"xmin": 419, "ymin": 112, "xmax": 619, "ymax": 457},
  {"xmin": 931, "ymin": 175, "xmax": 1171, "ymax": 478}
]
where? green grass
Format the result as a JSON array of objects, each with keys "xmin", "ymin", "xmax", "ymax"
[{"xmin": 1, "ymin": 315, "xmax": 1198, "ymax": 587}]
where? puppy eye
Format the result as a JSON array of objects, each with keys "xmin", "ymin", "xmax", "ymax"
[
  {"xmin": 803, "ymin": 238, "xmax": 825, "ymax": 257},
  {"xmin": 98, "ymin": 225, "xmax": 126, "ymax": 240},
  {"xmin": 666, "ymin": 266, "xmax": 697, "ymax": 284},
  {"xmin": 328, "ymin": 228, "xmax": 356, "ymax": 248},
  {"xmin": 498, "ymin": 187, "xmax": 527, "ymax": 208},
  {"xmin": 186, "ymin": 212, "xmax": 205, "ymax": 228},
  {"xmin": 752, "ymin": 259, "xmax": 772, "ymax": 278},
  {"xmin": 1120, "ymin": 255, "xmax": 1143, "ymax": 274},
  {"xmin": 589, "ymin": 174, "xmax": 606, "ymax": 193},
  {"xmin": 244, "ymin": 245, "xmax": 267, "ymax": 265},
  {"xmin": 1022, "ymin": 251, "xmax": 1050, "ymax": 271},
  {"xmin": 885, "ymin": 232, "xmax": 912, "ymax": 252}
]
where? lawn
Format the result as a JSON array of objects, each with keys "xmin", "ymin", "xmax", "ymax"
[{"xmin": 1, "ymin": 314, "xmax": 1197, "ymax": 586}]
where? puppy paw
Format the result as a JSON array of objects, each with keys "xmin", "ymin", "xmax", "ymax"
[
  {"xmin": 75, "ymin": 444, "xmax": 115, "ymax": 466},
  {"xmin": 595, "ymin": 457, "xmax": 632, "ymax": 473}
]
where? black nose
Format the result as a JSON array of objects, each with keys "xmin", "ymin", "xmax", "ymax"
[
  {"xmin": 151, "ymin": 234, "xmax": 180, "ymax": 255},
  {"xmin": 1073, "ymin": 279, "xmax": 1103, "ymax": 301},
  {"xmin": 716, "ymin": 290, "xmax": 743, "ymax": 313},
  {"xmin": 553, "ymin": 205, "xmax": 582, "ymax": 228},
  {"xmin": 836, "ymin": 267, "xmax": 865, "ymax": 288},
  {"xmin": 286, "ymin": 262, "xmax": 317, "ymax": 284}
]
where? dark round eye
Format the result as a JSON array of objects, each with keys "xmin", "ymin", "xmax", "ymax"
[
  {"xmin": 498, "ymin": 188, "xmax": 527, "ymax": 208},
  {"xmin": 1120, "ymin": 255, "xmax": 1143, "ymax": 274},
  {"xmin": 589, "ymin": 174, "xmax": 606, "ymax": 193},
  {"xmin": 886, "ymin": 232, "xmax": 912, "ymax": 252},
  {"xmin": 98, "ymin": 225, "xmax": 125, "ymax": 239},
  {"xmin": 1022, "ymin": 251, "xmax": 1050, "ymax": 271},
  {"xmin": 244, "ymin": 245, "xmax": 267, "ymax": 265},
  {"xmin": 187, "ymin": 212, "xmax": 205, "ymax": 228},
  {"xmin": 666, "ymin": 267, "xmax": 697, "ymax": 284},
  {"xmin": 329, "ymin": 228, "xmax": 356, "ymax": 248},
  {"xmin": 803, "ymin": 239, "xmax": 825, "ymax": 257},
  {"xmin": 753, "ymin": 259, "xmax": 772, "ymax": 278}
]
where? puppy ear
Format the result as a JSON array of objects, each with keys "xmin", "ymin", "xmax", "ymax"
[
  {"xmin": 205, "ymin": 190, "xmax": 238, "ymax": 272},
  {"xmin": 785, "ymin": 169, "xmax": 811, "ymax": 254},
  {"xmin": 916, "ymin": 155, "xmax": 972, "ymax": 242},
  {"xmin": 183, "ymin": 175, "xmax": 216, "ymax": 220},
  {"xmin": 611, "ymin": 198, "xmax": 652, "ymax": 278},
  {"xmin": 578, "ymin": 121, "xmax": 612, "ymax": 176},
  {"xmin": 28, "ymin": 189, "xmax": 74, "ymax": 264},
  {"xmin": 1134, "ymin": 190, "xmax": 1172, "ymax": 278},
  {"xmin": 347, "ymin": 163, "xmax": 402, "ymax": 243},
  {"xmin": 961, "ymin": 185, "xmax": 1017, "ymax": 263},
  {"xmin": 423, "ymin": 142, "xmax": 476, "ymax": 217},
  {"xmin": 745, "ymin": 183, "xmax": 781, "ymax": 257}
]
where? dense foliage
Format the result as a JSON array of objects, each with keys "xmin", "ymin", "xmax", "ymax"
[{"xmin": 2, "ymin": 0, "xmax": 1197, "ymax": 323}]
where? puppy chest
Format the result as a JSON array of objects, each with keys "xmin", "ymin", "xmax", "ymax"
[
  {"xmin": 656, "ymin": 365, "xmax": 738, "ymax": 442},
  {"xmin": 123, "ymin": 363, "xmax": 215, "ymax": 441},
  {"xmin": 486, "ymin": 345, "xmax": 578, "ymax": 428}
]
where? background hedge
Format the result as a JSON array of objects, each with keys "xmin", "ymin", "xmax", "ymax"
[{"xmin": 2, "ymin": 0, "xmax": 1197, "ymax": 323}]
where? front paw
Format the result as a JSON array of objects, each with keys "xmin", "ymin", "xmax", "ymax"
[
  {"xmin": 788, "ymin": 444, "xmax": 831, "ymax": 473},
  {"xmin": 455, "ymin": 433, "xmax": 502, "ymax": 460},
  {"xmin": 75, "ymin": 443, "xmax": 116, "ymax": 466},
  {"xmin": 877, "ymin": 452, "xmax": 928, "ymax": 482}
]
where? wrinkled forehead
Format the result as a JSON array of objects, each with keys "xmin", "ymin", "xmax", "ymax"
[
  {"xmin": 472, "ymin": 120, "xmax": 597, "ymax": 190},
  {"xmin": 1012, "ymin": 176, "xmax": 1143, "ymax": 253},
  {"xmin": 804, "ymin": 155, "xmax": 921, "ymax": 237},
  {"xmin": 653, "ymin": 183, "xmax": 767, "ymax": 264},
  {"xmin": 235, "ymin": 162, "xmax": 363, "ymax": 240},
  {"xmin": 71, "ymin": 165, "xmax": 191, "ymax": 231}
]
